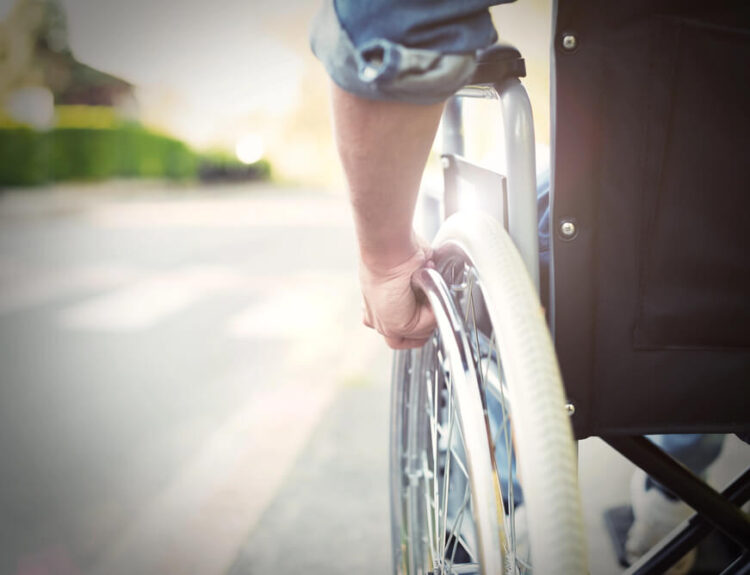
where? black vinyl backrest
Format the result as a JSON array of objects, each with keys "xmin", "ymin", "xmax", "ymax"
[{"xmin": 551, "ymin": 0, "xmax": 750, "ymax": 438}]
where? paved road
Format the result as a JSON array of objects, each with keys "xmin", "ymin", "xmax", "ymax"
[
  {"xmin": 1, "ymin": 183, "xmax": 747, "ymax": 575},
  {"xmin": 0, "ymin": 183, "xmax": 391, "ymax": 575}
]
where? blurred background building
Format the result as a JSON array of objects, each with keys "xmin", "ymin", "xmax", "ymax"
[{"xmin": 0, "ymin": 0, "xmax": 136, "ymax": 112}]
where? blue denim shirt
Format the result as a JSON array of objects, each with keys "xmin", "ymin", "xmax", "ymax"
[{"xmin": 310, "ymin": 0, "xmax": 510, "ymax": 104}]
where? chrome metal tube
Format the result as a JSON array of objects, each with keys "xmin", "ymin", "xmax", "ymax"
[{"xmin": 498, "ymin": 79, "xmax": 539, "ymax": 292}]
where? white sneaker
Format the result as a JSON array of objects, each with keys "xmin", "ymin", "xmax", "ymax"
[{"xmin": 625, "ymin": 470, "xmax": 697, "ymax": 574}]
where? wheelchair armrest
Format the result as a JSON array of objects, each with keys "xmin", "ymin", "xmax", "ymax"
[{"xmin": 468, "ymin": 43, "xmax": 526, "ymax": 86}]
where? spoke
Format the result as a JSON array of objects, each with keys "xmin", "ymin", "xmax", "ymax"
[
  {"xmin": 426, "ymin": 367, "xmax": 436, "ymax": 423},
  {"xmin": 424, "ymin": 362, "xmax": 441, "ymax": 569},
  {"xmin": 431, "ymin": 420, "xmax": 470, "ymax": 480},
  {"xmin": 449, "ymin": 261, "xmax": 459, "ymax": 287},
  {"xmin": 450, "ymin": 564, "xmax": 481, "ymax": 574},
  {"xmin": 484, "ymin": 329, "xmax": 507, "ymax": 476},
  {"xmin": 446, "ymin": 432, "xmax": 469, "ymax": 480},
  {"xmin": 503, "ymin": 389, "xmax": 517, "ymax": 559},
  {"xmin": 508, "ymin": 432, "xmax": 517, "ymax": 560},
  {"xmin": 453, "ymin": 528, "xmax": 478, "ymax": 566},
  {"xmin": 448, "ymin": 447, "xmax": 469, "ymax": 480},
  {"xmin": 432, "ymin": 358, "xmax": 441, "ymax": 561},
  {"xmin": 446, "ymin": 482, "xmax": 473, "ymax": 569},
  {"xmin": 462, "ymin": 269, "xmax": 475, "ymax": 327},
  {"xmin": 492, "ymin": 335, "xmax": 521, "ymax": 568},
  {"xmin": 483, "ymin": 331, "xmax": 496, "ymax": 397},
  {"xmin": 421, "ymin": 451, "xmax": 439, "ymax": 566},
  {"xmin": 439, "ymin": 374, "xmax": 456, "ymax": 560},
  {"xmin": 489, "ymin": 361, "xmax": 510, "ymax": 457},
  {"xmin": 467, "ymin": 279, "xmax": 483, "ymax": 388},
  {"xmin": 424, "ymin": 359, "xmax": 441, "ymax": 559}
]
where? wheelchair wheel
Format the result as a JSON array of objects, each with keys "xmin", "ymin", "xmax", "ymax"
[{"xmin": 390, "ymin": 211, "xmax": 587, "ymax": 574}]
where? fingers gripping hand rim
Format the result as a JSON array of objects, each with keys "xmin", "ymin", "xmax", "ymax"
[{"xmin": 359, "ymin": 239, "xmax": 437, "ymax": 349}]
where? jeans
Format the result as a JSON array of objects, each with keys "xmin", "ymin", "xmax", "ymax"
[
  {"xmin": 310, "ymin": 0, "xmax": 508, "ymax": 104},
  {"xmin": 649, "ymin": 434, "xmax": 725, "ymax": 478}
]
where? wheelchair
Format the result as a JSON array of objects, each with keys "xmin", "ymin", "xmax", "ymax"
[{"xmin": 388, "ymin": 3, "xmax": 750, "ymax": 574}]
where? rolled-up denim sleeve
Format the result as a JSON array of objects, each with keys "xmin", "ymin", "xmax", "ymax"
[{"xmin": 310, "ymin": 0, "xmax": 510, "ymax": 105}]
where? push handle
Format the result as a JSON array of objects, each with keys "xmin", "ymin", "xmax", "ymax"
[
  {"xmin": 442, "ymin": 43, "xmax": 539, "ymax": 293},
  {"xmin": 468, "ymin": 43, "xmax": 526, "ymax": 86}
]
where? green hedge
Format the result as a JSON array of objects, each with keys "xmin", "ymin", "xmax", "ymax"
[
  {"xmin": 0, "ymin": 128, "xmax": 51, "ymax": 186},
  {"xmin": 0, "ymin": 126, "xmax": 198, "ymax": 186}
]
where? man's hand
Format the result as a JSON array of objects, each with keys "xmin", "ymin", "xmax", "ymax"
[{"xmin": 359, "ymin": 235, "xmax": 437, "ymax": 349}]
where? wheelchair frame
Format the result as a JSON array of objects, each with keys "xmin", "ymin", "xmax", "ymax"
[{"xmin": 400, "ymin": 43, "xmax": 750, "ymax": 574}]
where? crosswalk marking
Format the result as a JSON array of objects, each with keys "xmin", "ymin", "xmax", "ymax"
[
  {"xmin": 227, "ymin": 274, "xmax": 354, "ymax": 339},
  {"xmin": 56, "ymin": 268, "xmax": 355, "ymax": 334},
  {"xmin": 59, "ymin": 266, "xmax": 247, "ymax": 332},
  {"xmin": 86, "ymin": 195, "xmax": 353, "ymax": 229},
  {"xmin": 0, "ymin": 264, "xmax": 137, "ymax": 316}
]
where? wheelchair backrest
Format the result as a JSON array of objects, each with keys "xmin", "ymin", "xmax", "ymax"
[{"xmin": 551, "ymin": 0, "xmax": 750, "ymax": 438}]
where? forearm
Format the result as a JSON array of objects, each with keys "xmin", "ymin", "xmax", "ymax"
[{"xmin": 331, "ymin": 83, "xmax": 444, "ymax": 269}]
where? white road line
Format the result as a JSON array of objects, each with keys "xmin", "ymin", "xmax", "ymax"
[
  {"xmin": 58, "ymin": 269, "xmax": 355, "ymax": 334},
  {"xmin": 86, "ymin": 196, "xmax": 353, "ymax": 229},
  {"xmin": 227, "ymin": 274, "xmax": 355, "ymax": 339},
  {"xmin": 59, "ymin": 266, "xmax": 248, "ymax": 332}
]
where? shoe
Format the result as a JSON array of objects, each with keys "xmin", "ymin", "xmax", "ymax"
[{"xmin": 625, "ymin": 470, "xmax": 697, "ymax": 574}]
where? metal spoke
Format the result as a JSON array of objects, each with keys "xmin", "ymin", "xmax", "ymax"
[
  {"xmin": 448, "ymin": 447, "xmax": 469, "ymax": 480},
  {"xmin": 432, "ymin": 357, "xmax": 441, "ymax": 562},
  {"xmin": 466, "ymin": 277, "xmax": 484, "ymax": 389},
  {"xmin": 453, "ymin": 528, "xmax": 478, "ymax": 566},
  {"xmin": 439, "ymin": 373, "xmax": 456, "ymax": 560},
  {"xmin": 492, "ymin": 334, "xmax": 521, "ymax": 568},
  {"xmin": 425, "ymin": 367, "xmax": 435, "ymax": 426},
  {"xmin": 432, "ymin": 420, "xmax": 469, "ymax": 480},
  {"xmin": 424, "ymin": 358, "xmax": 441, "ymax": 563},
  {"xmin": 450, "ymin": 564, "xmax": 481, "ymax": 574},
  {"xmin": 446, "ymin": 482, "xmax": 473, "ymax": 569},
  {"xmin": 483, "ymin": 331, "xmax": 496, "ymax": 397},
  {"xmin": 421, "ymin": 451, "xmax": 439, "ymax": 566}
]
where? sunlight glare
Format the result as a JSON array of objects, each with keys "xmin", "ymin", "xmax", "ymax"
[{"xmin": 235, "ymin": 134, "xmax": 265, "ymax": 165}]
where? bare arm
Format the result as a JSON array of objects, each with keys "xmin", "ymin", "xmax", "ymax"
[{"xmin": 331, "ymin": 83, "xmax": 444, "ymax": 349}]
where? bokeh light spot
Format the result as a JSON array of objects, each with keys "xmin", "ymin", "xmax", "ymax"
[{"xmin": 235, "ymin": 134, "xmax": 265, "ymax": 165}]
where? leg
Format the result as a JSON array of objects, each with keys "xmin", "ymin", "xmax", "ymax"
[{"xmin": 649, "ymin": 434, "xmax": 725, "ymax": 480}]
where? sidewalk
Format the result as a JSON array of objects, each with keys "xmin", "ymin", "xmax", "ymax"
[{"xmin": 228, "ymin": 349, "xmax": 393, "ymax": 575}]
